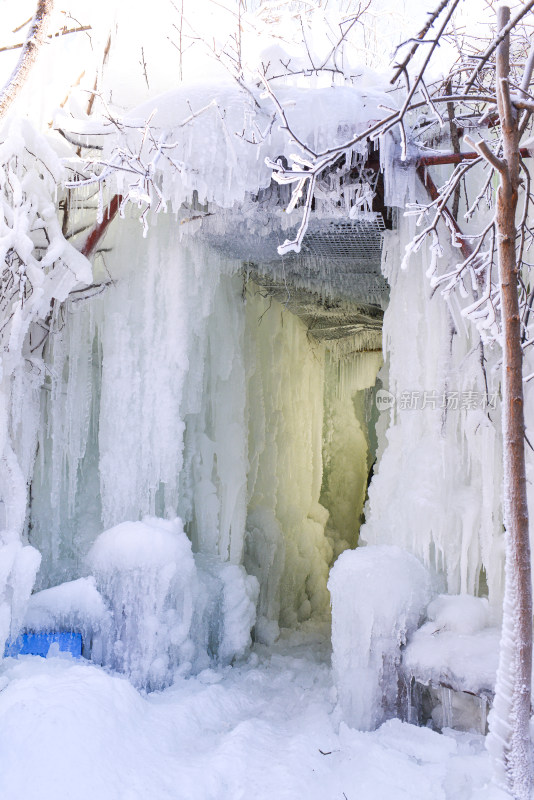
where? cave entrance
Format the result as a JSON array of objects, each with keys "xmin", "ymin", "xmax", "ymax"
[{"xmin": 235, "ymin": 212, "xmax": 389, "ymax": 641}]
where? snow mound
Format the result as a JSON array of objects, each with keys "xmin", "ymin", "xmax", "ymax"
[
  {"xmin": 329, "ymin": 544, "xmax": 431, "ymax": 731},
  {"xmin": 427, "ymin": 593, "xmax": 491, "ymax": 635},
  {"xmin": 0, "ymin": 641, "xmax": 509, "ymax": 800}
]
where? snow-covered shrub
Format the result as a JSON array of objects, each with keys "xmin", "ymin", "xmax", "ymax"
[{"xmin": 328, "ymin": 544, "xmax": 431, "ymax": 731}]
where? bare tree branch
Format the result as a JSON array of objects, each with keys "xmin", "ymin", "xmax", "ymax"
[
  {"xmin": 0, "ymin": 25, "xmax": 91, "ymax": 54},
  {"xmin": 464, "ymin": 133, "xmax": 506, "ymax": 173}
]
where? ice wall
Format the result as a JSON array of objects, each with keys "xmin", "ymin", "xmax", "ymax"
[
  {"xmin": 321, "ymin": 352, "xmax": 382, "ymax": 558},
  {"xmin": 362, "ymin": 216, "xmax": 504, "ymax": 610},
  {"xmin": 244, "ymin": 288, "xmax": 328, "ymax": 638},
  {"xmin": 244, "ymin": 290, "xmax": 381, "ymax": 640},
  {"xmin": 0, "ymin": 120, "xmax": 93, "ymax": 648}
]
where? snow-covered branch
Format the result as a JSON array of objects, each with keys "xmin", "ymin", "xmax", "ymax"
[{"xmin": 0, "ymin": 0, "xmax": 54, "ymax": 122}]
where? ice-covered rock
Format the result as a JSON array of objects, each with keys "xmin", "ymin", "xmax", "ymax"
[{"xmin": 402, "ymin": 594, "xmax": 499, "ymax": 734}]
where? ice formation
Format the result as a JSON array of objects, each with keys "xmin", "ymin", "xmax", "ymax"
[
  {"xmin": 0, "ymin": 86, "xmax": 509, "ymax": 728},
  {"xmin": 328, "ymin": 544, "xmax": 432, "ymax": 731},
  {"xmin": 0, "ymin": 541, "xmax": 41, "ymax": 657},
  {"xmin": 22, "ymin": 192, "xmax": 380, "ymax": 662},
  {"xmin": 87, "ymin": 518, "xmax": 199, "ymax": 688},
  {"xmin": 361, "ymin": 212, "xmax": 505, "ymax": 611},
  {"xmin": 19, "ymin": 518, "xmax": 259, "ymax": 689}
]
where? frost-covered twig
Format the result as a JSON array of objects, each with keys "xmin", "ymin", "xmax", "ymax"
[
  {"xmin": 64, "ymin": 101, "xmax": 217, "ymax": 236},
  {"xmin": 463, "ymin": 1, "xmax": 534, "ymax": 93},
  {"xmin": 259, "ymin": 76, "xmax": 316, "ymax": 158}
]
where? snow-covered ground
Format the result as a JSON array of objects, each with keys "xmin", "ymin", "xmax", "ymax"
[{"xmin": 0, "ymin": 625, "xmax": 508, "ymax": 800}]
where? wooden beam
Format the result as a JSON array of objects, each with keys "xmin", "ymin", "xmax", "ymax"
[{"xmin": 81, "ymin": 194, "xmax": 123, "ymax": 258}]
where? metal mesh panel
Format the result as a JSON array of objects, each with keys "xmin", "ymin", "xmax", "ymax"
[
  {"xmin": 252, "ymin": 258, "xmax": 389, "ymax": 308},
  {"xmin": 203, "ymin": 212, "xmax": 386, "ymax": 265},
  {"xmin": 300, "ymin": 216, "xmax": 386, "ymax": 260}
]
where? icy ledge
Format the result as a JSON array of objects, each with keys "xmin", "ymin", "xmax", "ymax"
[{"xmin": 403, "ymin": 594, "xmax": 500, "ymax": 698}]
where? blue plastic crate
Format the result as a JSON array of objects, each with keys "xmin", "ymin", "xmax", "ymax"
[{"xmin": 4, "ymin": 632, "xmax": 82, "ymax": 658}]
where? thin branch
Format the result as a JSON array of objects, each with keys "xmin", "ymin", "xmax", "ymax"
[
  {"xmin": 390, "ymin": 0, "xmax": 454, "ymax": 85},
  {"xmin": 382, "ymin": 0, "xmax": 463, "ymax": 151},
  {"xmin": 0, "ymin": 25, "xmax": 91, "ymax": 54},
  {"xmin": 260, "ymin": 74, "xmax": 316, "ymax": 158},
  {"xmin": 140, "ymin": 46, "xmax": 150, "ymax": 90},
  {"xmin": 12, "ymin": 16, "xmax": 33, "ymax": 34},
  {"xmin": 446, "ymin": 79, "xmax": 461, "ymax": 218},
  {"xmin": 56, "ymin": 129, "xmax": 103, "ymax": 150},
  {"xmin": 464, "ymin": 1, "xmax": 534, "ymax": 93},
  {"xmin": 415, "ymin": 163, "xmax": 473, "ymax": 260}
]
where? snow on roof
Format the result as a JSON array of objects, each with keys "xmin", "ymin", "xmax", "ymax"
[{"xmin": 55, "ymin": 76, "xmax": 391, "ymax": 214}]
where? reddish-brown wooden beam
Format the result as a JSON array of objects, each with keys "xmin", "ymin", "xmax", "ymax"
[
  {"xmin": 420, "ymin": 147, "xmax": 531, "ymax": 167},
  {"xmin": 81, "ymin": 194, "xmax": 123, "ymax": 258},
  {"xmin": 354, "ymin": 145, "xmax": 532, "ymax": 174}
]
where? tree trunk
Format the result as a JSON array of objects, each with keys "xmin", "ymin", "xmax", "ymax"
[
  {"xmin": 0, "ymin": 0, "xmax": 54, "ymax": 122},
  {"xmin": 487, "ymin": 7, "xmax": 533, "ymax": 799}
]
